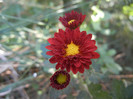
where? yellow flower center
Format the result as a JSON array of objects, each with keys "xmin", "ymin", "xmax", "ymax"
[
  {"xmin": 56, "ymin": 74, "xmax": 67, "ymax": 84},
  {"xmin": 68, "ymin": 19, "xmax": 75, "ymax": 25},
  {"xmin": 65, "ymin": 42, "xmax": 79, "ymax": 56}
]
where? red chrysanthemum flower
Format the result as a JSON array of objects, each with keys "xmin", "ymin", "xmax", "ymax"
[
  {"xmin": 59, "ymin": 10, "xmax": 86, "ymax": 29},
  {"xmin": 46, "ymin": 28, "xmax": 100, "ymax": 74},
  {"xmin": 50, "ymin": 70, "xmax": 70, "ymax": 90}
]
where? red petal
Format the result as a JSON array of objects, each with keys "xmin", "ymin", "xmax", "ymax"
[
  {"xmin": 81, "ymin": 31, "xmax": 87, "ymax": 37},
  {"xmin": 74, "ymin": 61, "xmax": 81, "ymax": 67},
  {"xmin": 61, "ymin": 65, "xmax": 65, "ymax": 70},
  {"xmin": 87, "ymin": 34, "xmax": 92, "ymax": 40},
  {"xmin": 91, "ymin": 40, "xmax": 96, "ymax": 44},
  {"xmin": 81, "ymin": 46, "xmax": 97, "ymax": 53},
  {"xmin": 91, "ymin": 52, "xmax": 100, "ymax": 59},
  {"xmin": 84, "ymin": 64, "xmax": 90, "ymax": 69},
  {"xmin": 48, "ymin": 38, "xmax": 62, "ymax": 45},
  {"xmin": 48, "ymin": 38, "xmax": 54, "ymax": 44},
  {"xmin": 71, "ymin": 65, "xmax": 78, "ymax": 74},
  {"xmin": 83, "ymin": 61, "xmax": 92, "ymax": 69},
  {"xmin": 54, "ymin": 33, "xmax": 65, "ymax": 44},
  {"xmin": 81, "ymin": 15, "xmax": 86, "ymax": 22},
  {"xmin": 78, "ymin": 65, "xmax": 84, "ymax": 73},
  {"xmin": 66, "ymin": 65, "xmax": 70, "ymax": 72},
  {"xmin": 49, "ymin": 56, "xmax": 57, "ymax": 63},
  {"xmin": 56, "ymin": 63, "xmax": 61, "ymax": 69},
  {"xmin": 80, "ymin": 40, "xmax": 96, "ymax": 49},
  {"xmin": 45, "ymin": 45, "xmax": 53, "ymax": 50},
  {"xmin": 73, "ymin": 28, "xmax": 81, "ymax": 44},
  {"xmin": 46, "ymin": 51, "xmax": 54, "ymax": 56},
  {"xmin": 52, "ymin": 49, "xmax": 63, "ymax": 55}
]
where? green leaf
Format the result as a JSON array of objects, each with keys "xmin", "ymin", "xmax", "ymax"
[
  {"xmin": 99, "ymin": 45, "xmax": 122, "ymax": 74},
  {"xmin": 102, "ymin": 11, "xmax": 112, "ymax": 21},
  {"xmin": 125, "ymin": 84, "xmax": 133, "ymax": 99},
  {"xmin": 49, "ymin": 87, "xmax": 62, "ymax": 99},
  {"xmin": 49, "ymin": 83, "xmax": 72, "ymax": 99},
  {"xmin": 106, "ymin": 62, "xmax": 122, "ymax": 74},
  {"xmin": 77, "ymin": 91, "xmax": 91, "ymax": 99},
  {"xmin": 88, "ymin": 83, "xmax": 102, "ymax": 92},
  {"xmin": 88, "ymin": 83, "xmax": 112, "ymax": 99},
  {"xmin": 111, "ymin": 80, "xmax": 126, "ymax": 99},
  {"xmin": 2, "ymin": 4, "xmax": 24, "ymax": 15},
  {"xmin": 92, "ymin": 21, "xmax": 101, "ymax": 31},
  {"xmin": 89, "ymin": 72, "xmax": 100, "ymax": 83},
  {"xmin": 123, "ymin": 4, "xmax": 133, "ymax": 16},
  {"xmin": 107, "ymin": 49, "xmax": 116, "ymax": 56}
]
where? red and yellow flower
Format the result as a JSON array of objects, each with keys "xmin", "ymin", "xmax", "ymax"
[
  {"xmin": 46, "ymin": 28, "xmax": 100, "ymax": 74},
  {"xmin": 59, "ymin": 10, "xmax": 86, "ymax": 29},
  {"xmin": 50, "ymin": 70, "xmax": 70, "ymax": 90}
]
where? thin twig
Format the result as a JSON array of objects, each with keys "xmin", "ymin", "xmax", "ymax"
[{"xmin": 109, "ymin": 74, "xmax": 133, "ymax": 79}]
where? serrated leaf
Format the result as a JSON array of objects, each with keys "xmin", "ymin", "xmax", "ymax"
[
  {"xmin": 107, "ymin": 49, "xmax": 116, "ymax": 56},
  {"xmin": 106, "ymin": 62, "xmax": 122, "ymax": 74}
]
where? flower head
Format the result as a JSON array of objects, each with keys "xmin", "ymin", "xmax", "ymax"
[
  {"xmin": 50, "ymin": 70, "xmax": 70, "ymax": 90},
  {"xmin": 59, "ymin": 10, "xmax": 86, "ymax": 29},
  {"xmin": 46, "ymin": 28, "xmax": 100, "ymax": 74}
]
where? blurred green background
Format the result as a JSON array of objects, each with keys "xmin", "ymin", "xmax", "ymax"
[{"xmin": 0, "ymin": 0, "xmax": 133, "ymax": 99}]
